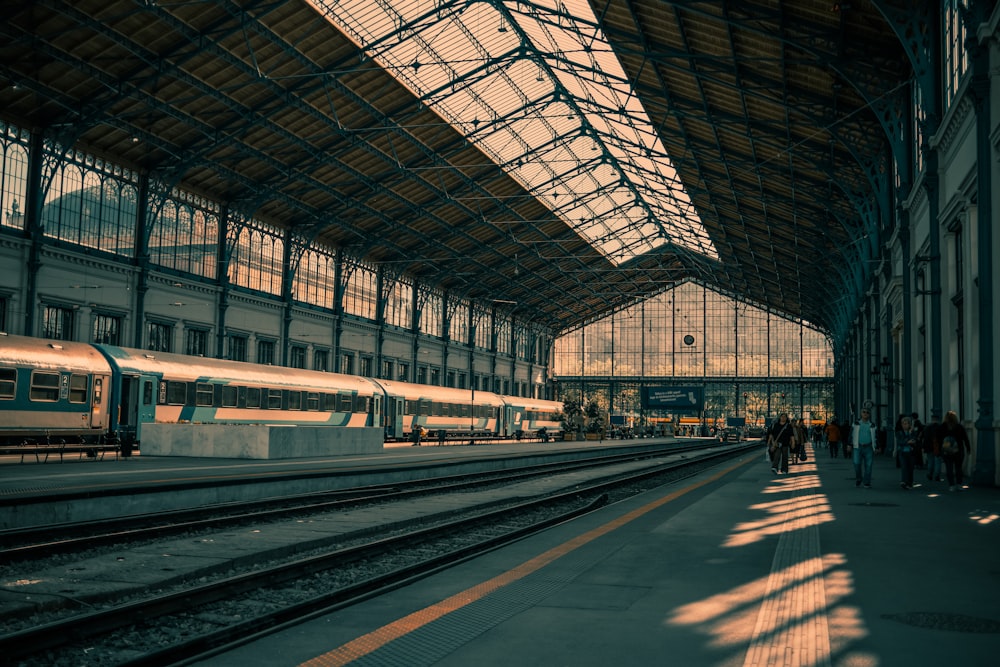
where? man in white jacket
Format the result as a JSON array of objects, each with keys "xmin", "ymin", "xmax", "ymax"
[{"xmin": 851, "ymin": 408, "xmax": 878, "ymax": 488}]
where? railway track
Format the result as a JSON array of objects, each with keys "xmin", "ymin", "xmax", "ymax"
[
  {"xmin": 0, "ymin": 443, "xmax": 755, "ymax": 665},
  {"xmin": 0, "ymin": 443, "xmax": 713, "ymax": 562}
]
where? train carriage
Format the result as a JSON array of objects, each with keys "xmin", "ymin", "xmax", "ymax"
[
  {"xmin": 370, "ymin": 378, "xmax": 505, "ymax": 440},
  {"xmin": 1, "ymin": 333, "xmax": 566, "ymax": 452},
  {"xmin": 94, "ymin": 345, "xmax": 382, "ymax": 446},
  {"xmin": 500, "ymin": 396, "xmax": 564, "ymax": 439},
  {"xmin": 0, "ymin": 334, "xmax": 113, "ymax": 445}
]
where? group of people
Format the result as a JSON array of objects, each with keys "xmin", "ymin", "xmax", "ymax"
[
  {"xmin": 780, "ymin": 408, "xmax": 973, "ymax": 491},
  {"xmin": 891, "ymin": 410, "xmax": 971, "ymax": 491},
  {"xmin": 766, "ymin": 413, "xmax": 810, "ymax": 474}
]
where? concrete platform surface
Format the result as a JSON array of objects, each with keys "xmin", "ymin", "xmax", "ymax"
[{"xmin": 201, "ymin": 444, "xmax": 1000, "ymax": 667}]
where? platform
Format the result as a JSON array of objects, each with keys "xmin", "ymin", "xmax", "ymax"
[
  {"xmin": 202, "ymin": 444, "xmax": 1000, "ymax": 667},
  {"xmin": 0, "ymin": 437, "xmax": 682, "ymax": 530}
]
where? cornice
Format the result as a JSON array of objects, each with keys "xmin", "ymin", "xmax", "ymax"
[
  {"xmin": 149, "ymin": 273, "xmax": 217, "ymax": 297},
  {"xmin": 930, "ymin": 95, "xmax": 974, "ymax": 155},
  {"xmin": 0, "ymin": 234, "xmax": 27, "ymax": 251},
  {"xmin": 902, "ymin": 171, "xmax": 928, "ymax": 212},
  {"xmin": 39, "ymin": 246, "xmax": 133, "ymax": 277},
  {"xmin": 228, "ymin": 291, "xmax": 283, "ymax": 311},
  {"xmin": 291, "ymin": 304, "xmax": 335, "ymax": 324}
]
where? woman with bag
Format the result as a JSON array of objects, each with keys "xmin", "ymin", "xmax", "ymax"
[{"xmin": 767, "ymin": 413, "xmax": 794, "ymax": 474}]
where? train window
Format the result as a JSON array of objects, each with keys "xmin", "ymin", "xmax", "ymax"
[
  {"xmin": 68, "ymin": 374, "xmax": 88, "ymax": 403},
  {"xmin": 322, "ymin": 393, "xmax": 337, "ymax": 411},
  {"xmin": 306, "ymin": 392, "xmax": 320, "ymax": 411},
  {"xmin": 338, "ymin": 393, "xmax": 353, "ymax": 412},
  {"xmin": 165, "ymin": 381, "xmax": 187, "ymax": 405},
  {"xmin": 354, "ymin": 395, "xmax": 369, "ymax": 413},
  {"xmin": 195, "ymin": 383, "xmax": 214, "ymax": 407},
  {"xmin": 246, "ymin": 387, "xmax": 261, "ymax": 408},
  {"xmin": 29, "ymin": 371, "xmax": 60, "ymax": 402},
  {"xmin": 0, "ymin": 368, "xmax": 15, "ymax": 399},
  {"xmin": 288, "ymin": 391, "xmax": 302, "ymax": 411},
  {"xmin": 266, "ymin": 388, "xmax": 282, "ymax": 409},
  {"xmin": 143, "ymin": 381, "xmax": 153, "ymax": 405},
  {"xmin": 221, "ymin": 385, "xmax": 238, "ymax": 408}
]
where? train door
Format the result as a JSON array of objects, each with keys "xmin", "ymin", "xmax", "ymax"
[
  {"xmin": 119, "ymin": 374, "xmax": 157, "ymax": 444},
  {"xmin": 500, "ymin": 405, "xmax": 512, "ymax": 437},
  {"xmin": 371, "ymin": 393, "xmax": 381, "ymax": 429},
  {"xmin": 90, "ymin": 374, "xmax": 111, "ymax": 430},
  {"xmin": 385, "ymin": 396, "xmax": 404, "ymax": 438}
]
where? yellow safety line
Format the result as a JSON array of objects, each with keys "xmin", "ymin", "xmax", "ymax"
[{"xmin": 301, "ymin": 457, "xmax": 753, "ymax": 666}]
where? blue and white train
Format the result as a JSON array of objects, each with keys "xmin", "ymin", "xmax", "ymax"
[{"xmin": 0, "ymin": 333, "xmax": 564, "ymax": 450}]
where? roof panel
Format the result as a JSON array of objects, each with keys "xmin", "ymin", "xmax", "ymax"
[{"xmin": 0, "ymin": 0, "xmax": 909, "ymax": 340}]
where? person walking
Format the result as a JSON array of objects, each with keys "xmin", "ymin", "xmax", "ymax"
[
  {"xmin": 940, "ymin": 410, "xmax": 972, "ymax": 491},
  {"xmin": 793, "ymin": 417, "xmax": 807, "ymax": 463},
  {"xmin": 877, "ymin": 419, "xmax": 889, "ymax": 457},
  {"xmin": 911, "ymin": 412, "xmax": 926, "ymax": 469},
  {"xmin": 824, "ymin": 419, "xmax": 842, "ymax": 458},
  {"xmin": 767, "ymin": 413, "xmax": 794, "ymax": 474},
  {"xmin": 851, "ymin": 407, "xmax": 878, "ymax": 488},
  {"xmin": 894, "ymin": 415, "xmax": 919, "ymax": 489},
  {"xmin": 922, "ymin": 413, "xmax": 943, "ymax": 483}
]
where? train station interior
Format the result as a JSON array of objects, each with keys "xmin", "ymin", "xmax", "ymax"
[{"xmin": 0, "ymin": 1, "xmax": 997, "ymax": 485}]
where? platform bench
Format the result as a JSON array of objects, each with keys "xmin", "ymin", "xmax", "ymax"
[{"xmin": 0, "ymin": 438, "xmax": 123, "ymax": 463}]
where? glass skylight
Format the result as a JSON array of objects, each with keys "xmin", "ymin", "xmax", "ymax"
[{"xmin": 307, "ymin": 0, "xmax": 718, "ymax": 264}]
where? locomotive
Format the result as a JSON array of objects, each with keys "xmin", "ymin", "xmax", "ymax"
[{"xmin": 0, "ymin": 333, "xmax": 564, "ymax": 451}]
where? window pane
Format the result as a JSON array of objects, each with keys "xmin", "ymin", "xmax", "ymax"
[
  {"xmin": 30, "ymin": 371, "xmax": 60, "ymax": 401},
  {"xmin": 149, "ymin": 190, "xmax": 219, "ymax": 278},
  {"xmin": 228, "ymin": 216, "xmax": 284, "ymax": 295},
  {"xmin": 267, "ymin": 389, "xmax": 282, "ymax": 409},
  {"xmin": 148, "ymin": 322, "xmax": 173, "ymax": 352},
  {"xmin": 186, "ymin": 329, "xmax": 209, "ymax": 357},
  {"xmin": 166, "ymin": 381, "xmax": 187, "ymax": 405},
  {"xmin": 93, "ymin": 314, "xmax": 122, "ymax": 345},
  {"xmin": 196, "ymin": 383, "xmax": 214, "ymax": 406},
  {"xmin": 69, "ymin": 374, "xmax": 88, "ymax": 403},
  {"xmin": 221, "ymin": 385, "xmax": 238, "ymax": 407},
  {"xmin": 246, "ymin": 387, "xmax": 261, "ymax": 408},
  {"xmin": 43, "ymin": 306, "xmax": 74, "ymax": 341},
  {"xmin": 0, "ymin": 368, "xmax": 16, "ymax": 399}
]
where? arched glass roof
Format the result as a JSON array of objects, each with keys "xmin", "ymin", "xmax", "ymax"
[{"xmin": 308, "ymin": 0, "xmax": 717, "ymax": 264}]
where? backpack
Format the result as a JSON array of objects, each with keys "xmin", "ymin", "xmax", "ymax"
[{"xmin": 941, "ymin": 435, "xmax": 959, "ymax": 456}]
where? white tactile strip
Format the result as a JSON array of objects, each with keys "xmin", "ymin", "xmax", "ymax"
[{"xmin": 743, "ymin": 447, "xmax": 832, "ymax": 667}]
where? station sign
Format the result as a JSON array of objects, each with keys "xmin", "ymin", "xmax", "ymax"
[{"xmin": 641, "ymin": 386, "xmax": 704, "ymax": 412}]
